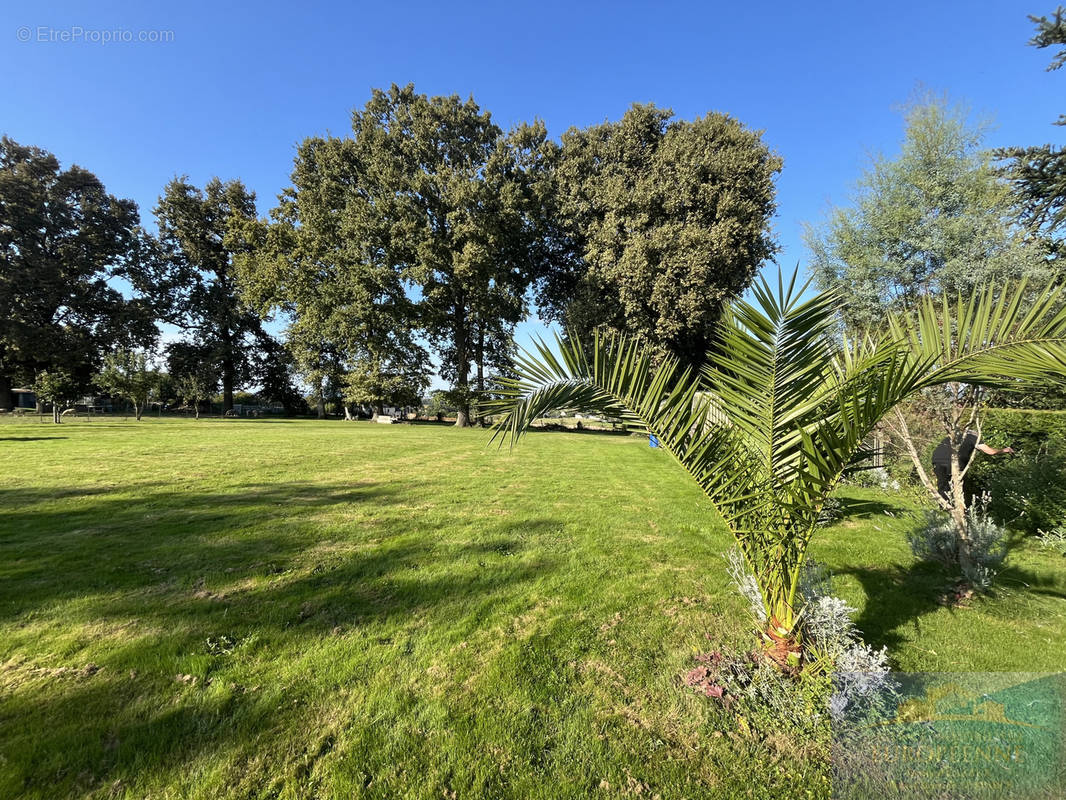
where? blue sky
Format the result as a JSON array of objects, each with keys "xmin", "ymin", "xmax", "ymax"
[{"xmin": 4, "ymin": 0, "xmax": 1063, "ymax": 385}]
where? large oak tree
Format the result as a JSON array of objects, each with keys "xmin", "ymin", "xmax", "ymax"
[
  {"xmin": 237, "ymin": 135, "xmax": 430, "ymax": 418},
  {"xmin": 0, "ymin": 136, "xmax": 155, "ymax": 410},
  {"xmin": 151, "ymin": 177, "xmax": 285, "ymax": 412},
  {"xmin": 356, "ymin": 85, "xmax": 556, "ymax": 426},
  {"xmin": 539, "ymin": 104, "xmax": 782, "ymax": 370},
  {"xmin": 245, "ymin": 85, "xmax": 556, "ymax": 426}
]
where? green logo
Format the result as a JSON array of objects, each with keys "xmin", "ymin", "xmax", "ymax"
[{"xmin": 832, "ymin": 672, "xmax": 1065, "ymax": 799}]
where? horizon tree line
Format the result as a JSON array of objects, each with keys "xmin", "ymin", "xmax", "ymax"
[
  {"xmin": 4, "ymin": 26, "xmax": 1064, "ymax": 424},
  {"xmin": 1, "ymin": 85, "xmax": 783, "ymax": 421}
]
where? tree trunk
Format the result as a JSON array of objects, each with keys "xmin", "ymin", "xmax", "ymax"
[
  {"xmin": 222, "ymin": 326, "xmax": 235, "ymax": 413},
  {"xmin": 53, "ymin": 405, "xmax": 61, "ymax": 424},
  {"xmin": 344, "ymin": 404, "xmax": 355, "ymax": 421},
  {"xmin": 222, "ymin": 363, "xmax": 234, "ymax": 412},
  {"xmin": 891, "ymin": 409, "xmax": 952, "ymax": 512},
  {"xmin": 195, "ymin": 401, "xmax": 200, "ymax": 420},
  {"xmin": 316, "ymin": 378, "xmax": 326, "ymax": 419},
  {"xmin": 948, "ymin": 430, "xmax": 976, "ymax": 578},
  {"xmin": 894, "ymin": 400, "xmax": 983, "ymax": 580},
  {"xmin": 135, "ymin": 402, "xmax": 143, "ymax": 421},
  {"xmin": 453, "ymin": 296, "xmax": 471, "ymax": 428},
  {"xmin": 475, "ymin": 324, "xmax": 485, "ymax": 426},
  {"xmin": 0, "ymin": 374, "xmax": 11, "ymax": 411},
  {"xmin": 375, "ymin": 402, "xmax": 384, "ymax": 417}
]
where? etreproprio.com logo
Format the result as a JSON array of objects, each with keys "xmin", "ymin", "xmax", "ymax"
[{"xmin": 16, "ymin": 26, "xmax": 175, "ymax": 44}]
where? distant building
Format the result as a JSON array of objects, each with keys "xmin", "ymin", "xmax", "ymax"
[{"xmin": 12, "ymin": 388, "xmax": 36, "ymax": 409}]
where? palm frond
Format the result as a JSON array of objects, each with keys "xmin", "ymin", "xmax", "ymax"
[
  {"xmin": 488, "ymin": 271, "xmax": 1066, "ymax": 644},
  {"xmin": 703, "ymin": 273, "xmax": 843, "ymax": 488},
  {"xmin": 487, "ymin": 330, "xmax": 764, "ymax": 527},
  {"xmin": 888, "ymin": 280, "xmax": 1066, "ymax": 389}
]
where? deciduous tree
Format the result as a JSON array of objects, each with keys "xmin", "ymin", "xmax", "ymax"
[
  {"xmin": 33, "ymin": 369, "xmax": 78, "ymax": 424},
  {"xmin": 540, "ymin": 105, "xmax": 782, "ymax": 369},
  {"xmin": 236, "ymin": 133, "xmax": 430, "ymax": 418},
  {"xmin": 0, "ymin": 137, "xmax": 156, "ymax": 410},
  {"xmin": 805, "ymin": 95, "xmax": 1052, "ymax": 329},
  {"xmin": 351, "ymin": 85, "xmax": 555, "ymax": 426},
  {"xmin": 806, "ymin": 94, "xmax": 1061, "ymax": 521},
  {"xmin": 165, "ymin": 341, "xmax": 218, "ymax": 419},
  {"xmin": 150, "ymin": 177, "xmax": 265, "ymax": 412},
  {"xmin": 96, "ymin": 349, "xmax": 156, "ymax": 420}
]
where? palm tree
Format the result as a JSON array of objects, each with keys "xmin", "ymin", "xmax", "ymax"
[{"xmin": 488, "ymin": 274, "xmax": 1066, "ymax": 666}]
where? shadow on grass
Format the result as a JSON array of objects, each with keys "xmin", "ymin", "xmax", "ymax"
[
  {"xmin": 0, "ymin": 480, "xmax": 557, "ymax": 626},
  {"xmin": 0, "ymin": 477, "xmax": 562, "ymax": 797},
  {"xmin": 0, "ymin": 436, "xmax": 68, "ymax": 441},
  {"xmin": 839, "ymin": 529, "xmax": 1066, "ymax": 651},
  {"xmin": 835, "ymin": 496, "xmax": 896, "ymax": 520},
  {"xmin": 838, "ymin": 561, "xmax": 947, "ymax": 649}
]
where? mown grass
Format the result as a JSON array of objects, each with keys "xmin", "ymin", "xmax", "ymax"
[{"xmin": 1, "ymin": 417, "xmax": 1063, "ymax": 799}]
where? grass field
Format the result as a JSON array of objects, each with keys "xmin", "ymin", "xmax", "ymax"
[{"xmin": 2, "ymin": 417, "xmax": 1064, "ymax": 799}]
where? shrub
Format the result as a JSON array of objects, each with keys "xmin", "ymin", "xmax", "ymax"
[
  {"xmin": 967, "ymin": 409, "xmax": 1066, "ymax": 535},
  {"xmin": 725, "ymin": 547, "xmax": 766, "ymax": 624},
  {"xmin": 976, "ymin": 447, "xmax": 1066, "ymax": 535},
  {"xmin": 795, "ymin": 560, "xmax": 895, "ymax": 721},
  {"xmin": 711, "ymin": 551, "xmax": 895, "ymax": 729},
  {"xmin": 1038, "ymin": 527, "xmax": 1066, "ymax": 557},
  {"xmin": 907, "ymin": 501, "xmax": 1008, "ymax": 590},
  {"xmin": 817, "ymin": 496, "xmax": 844, "ymax": 525},
  {"xmin": 803, "ymin": 596, "xmax": 859, "ymax": 659},
  {"xmin": 844, "ymin": 466, "xmax": 900, "ymax": 491}
]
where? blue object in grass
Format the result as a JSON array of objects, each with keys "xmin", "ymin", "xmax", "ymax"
[{"xmin": 649, "ymin": 434, "xmax": 659, "ymax": 448}]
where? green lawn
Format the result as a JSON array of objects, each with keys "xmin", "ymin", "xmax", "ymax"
[{"xmin": 1, "ymin": 418, "xmax": 1063, "ymax": 799}]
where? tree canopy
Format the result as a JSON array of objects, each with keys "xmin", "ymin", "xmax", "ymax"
[
  {"xmin": 237, "ymin": 133, "xmax": 430, "ymax": 417},
  {"xmin": 352, "ymin": 85, "xmax": 556, "ymax": 425},
  {"xmin": 540, "ymin": 104, "xmax": 782, "ymax": 369},
  {"xmin": 96, "ymin": 349, "xmax": 156, "ymax": 420},
  {"xmin": 0, "ymin": 136, "xmax": 156, "ymax": 410},
  {"xmin": 242, "ymin": 84, "xmax": 557, "ymax": 424},
  {"xmin": 805, "ymin": 95, "xmax": 1053, "ymax": 329},
  {"xmin": 999, "ymin": 6, "xmax": 1066, "ymax": 254},
  {"xmin": 149, "ymin": 177, "xmax": 295, "ymax": 412}
]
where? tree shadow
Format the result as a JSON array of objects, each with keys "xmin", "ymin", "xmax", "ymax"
[
  {"xmin": 837, "ymin": 530, "xmax": 1066, "ymax": 651},
  {"xmin": 837, "ymin": 561, "xmax": 948, "ymax": 649},
  {"xmin": 0, "ymin": 436, "xmax": 68, "ymax": 441},
  {"xmin": 836, "ymin": 496, "xmax": 896, "ymax": 520},
  {"xmin": 1, "ymin": 477, "xmax": 562, "ymax": 797},
  {"xmin": 4, "ymin": 479, "xmax": 554, "ymax": 622}
]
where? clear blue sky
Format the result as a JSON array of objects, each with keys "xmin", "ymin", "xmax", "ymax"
[{"xmin": 4, "ymin": 0, "xmax": 1063, "ymax": 384}]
